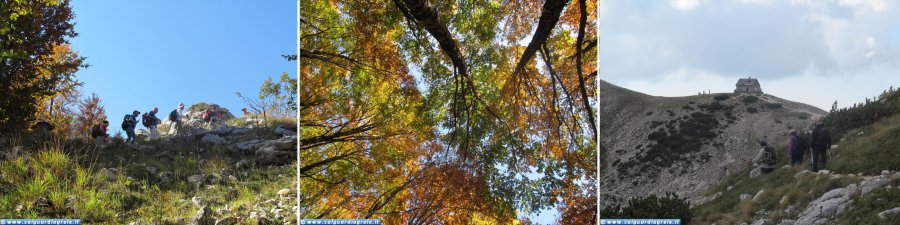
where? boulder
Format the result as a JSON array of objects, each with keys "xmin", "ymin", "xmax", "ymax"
[
  {"xmin": 740, "ymin": 194, "xmax": 752, "ymax": 201},
  {"xmin": 188, "ymin": 175, "xmax": 204, "ymax": 185},
  {"xmin": 749, "ymin": 168, "xmax": 761, "ymax": 178},
  {"xmin": 752, "ymin": 189, "xmax": 766, "ymax": 202},
  {"xmin": 230, "ymin": 128, "xmax": 249, "ymax": 135},
  {"xmin": 256, "ymin": 137, "xmax": 296, "ymax": 151},
  {"xmin": 191, "ymin": 206, "xmax": 215, "ymax": 225},
  {"xmin": 862, "ymin": 178, "xmax": 889, "ymax": 196},
  {"xmin": 277, "ymin": 188, "xmax": 292, "ymax": 196},
  {"xmin": 191, "ymin": 196, "xmax": 205, "ymax": 207},
  {"xmin": 234, "ymin": 140, "xmax": 261, "ymax": 152},
  {"xmin": 878, "ymin": 207, "xmax": 900, "ymax": 220},
  {"xmin": 255, "ymin": 148, "xmax": 292, "ymax": 166},
  {"xmin": 273, "ymin": 126, "xmax": 296, "ymax": 137},
  {"xmin": 796, "ymin": 187, "xmax": 851, "ymax": 225},
  {"xmin": 100, "ymin": 168, "xmax": 118, "ymax": 181},
  {"xmin": 201, "ymin": 134, "xmax": 227, "ymax": 145}
]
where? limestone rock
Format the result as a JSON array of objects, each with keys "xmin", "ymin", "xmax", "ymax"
[
  {"xmin": 273, "ymin": 126, "xmax": 296, "ymax": 136},
  {"xmin": 740, "ymin": 194, "xmax": 752, "ymax": 201},
  {"xmin": 192, "ymin": 196, "xmax": 205, "ymax": 207},
  {"xmin": 201, "ymin": 134, "xmax": 227, "ymax": 145},
  {"xmin": 234, "ymin": 140, "xmax": 261, "ymax": 152},
  {"xmin": 862, "ymin": 178, "xmax": 889, "ymax": 196},
  {"xmin": 191, "ymin": 206, "xmax": 215, "ymax": 225},
  {"xmin": 188, "ymin": 175, "xmax": 204, "ymax": 184},
  {"xmin": 277, "ymin": 188, "xmax": 292, "ymax": 196},
  {"xmin": 752, "ymin": 189, "xmax": 766, "ymax": 202},
  {"xmin": 878, "ymin": 207, "xmax": 900, "ymax": 220}
]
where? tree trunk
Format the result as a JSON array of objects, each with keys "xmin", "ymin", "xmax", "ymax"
[{"xmin": 513, "ymin": 0, "xmax": 572, "ymax": 75}]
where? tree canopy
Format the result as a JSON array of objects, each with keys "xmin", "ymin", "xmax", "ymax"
[
  {"xmin": 300, "ymin": 0, "xmax": 597, "ymax": 223},
  {"xmin": 0, "ymin": 0, "xmax": 87, "ymax": 133}
]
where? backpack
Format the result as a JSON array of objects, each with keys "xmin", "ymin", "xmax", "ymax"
[
  {"xmin": 91, "ymin": 125, "xmax": 101, "ymax": 138},
  {"xmin": 796, "ymin": 135, "xmax": 809, "ymax": 154},
  {"xmin": 763, "ymin": 146, "xmax": 778, "ymax": 165},
  {"xmin": 168, "ymin": 109, "xmax": 178, "ymax": 121},
  {"xmin": 142, "ymin": 112, "xmax": 152, "ymax": 127},
  {"xmin": 122, "ymin": 114, "xmax": 132, "ymax": 130},
  {"xmin": 812, "ymin": 128, "xmax": 831, "ymax": 149},
  {"xmin": 203, "ymin": 110, "xmax": 212, "ymax": 122}
]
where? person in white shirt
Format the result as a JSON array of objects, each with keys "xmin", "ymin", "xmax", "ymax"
[{"xmin": 168, "ymin": 103, "xmax": 186, "ymax": 136}]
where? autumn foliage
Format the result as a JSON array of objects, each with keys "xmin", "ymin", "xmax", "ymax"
[
  {"xmin": 73, "ymin": 93, "xmax": 107, "ymax": 140},
  {"xmin": 300, "ymin": 0, "xmax": 597, "ymax": 223},
  {"xmin": 0, "ymin": 0, "xmax": 87, "ymax": 133}
]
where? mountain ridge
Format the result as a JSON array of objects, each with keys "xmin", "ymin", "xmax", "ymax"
[{"xmin": 600, "ymin": 79, "xmax": 826, "ymax": 206}]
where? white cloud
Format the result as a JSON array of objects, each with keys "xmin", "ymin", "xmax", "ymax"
[
  {"xmin": 839, "ymin": 0, "xmax": 888, "ymax": 13},
  {"xmin": 865, "ymin": 36, "xmax": 877, "ymax": 58},
  {"xmin": 671, "ymin": 0, "xmax": 700, "ymax": 11}
]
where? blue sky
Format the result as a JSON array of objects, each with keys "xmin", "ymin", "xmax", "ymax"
[
  {"xmin": 601, "ymin": 0, "xmax": 900, "ymax": 111},
  {"xmin": 69, "ymin": 1, "xmax": 296, "ymax": 134}
]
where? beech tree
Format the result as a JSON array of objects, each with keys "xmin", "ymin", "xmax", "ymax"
[
  {"xmin": 0, "ymin": 0, "xmax": 87, "ymax": 133},
  {"xmin": 300, "ymin": 0, "xmax": 597, "ymax": 223}
]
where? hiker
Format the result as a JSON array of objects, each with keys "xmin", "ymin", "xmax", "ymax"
[
  {"xmin": 241, "ymin": 107, "xmax": 258, "ymax": 127},
  {"xmin": 168, "ymin": 103, "xmax": 185, "ymax": 136},
  {"xmin": 123, "ymin": 111, "xmax": 140, "ymax": 144},
  {"xmin": 143, "ymin": 107, "xmax": 161, "ymax": 140},
  {"xmin": 811, "ymin": 123, "xmax": 832, "ymax": 172},
  {"xmin": 203, "ymin": 105, "xmax": 221, "ymax": 130},
  {"xmin": 91, "ymin": 120, "xmax": 110, "ymax": 146},
  {"xmin": 751, "ymin": 141, "xmax": 778, "ymax": 175},
  {"xmin": 788, "ymin": 129, "xmax": 805, "ymax": 165}
]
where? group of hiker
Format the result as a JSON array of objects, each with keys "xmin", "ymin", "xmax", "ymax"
[
  {"xmin": 751, "ymin": 123, "xmax": 833, "ymax": 175},
  {"xmin": 90, "ymin": 103, "xmax": 226, "ymax": 146}
]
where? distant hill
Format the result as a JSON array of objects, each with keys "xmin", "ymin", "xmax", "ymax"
[{"xmin": 600, "ymin": 79, "xmax": 827, "ymax": 206}]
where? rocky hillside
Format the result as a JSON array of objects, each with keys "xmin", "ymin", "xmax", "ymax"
[
  {"xmin": 692, "ymin": 112, "xmax": 900, "ymax": 224},
  {"xmin": 599, "ymin": 80, "xmax": 827, "ymax": 206},
  {"xmin": 0, "ymin": 103, "xmax": 297, "ymax": 224}
]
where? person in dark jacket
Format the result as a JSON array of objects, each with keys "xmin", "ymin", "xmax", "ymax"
[
  {"xmin": 124, "ymin": 111, "xmax": 140, "ymax": 144},
  {"xmin": 147, "ymin": 107, "xmax": 161, "ymax": 140},
  {"xmin": 811, "ymin": 123, "xmax": 832, "ymax": 172}
]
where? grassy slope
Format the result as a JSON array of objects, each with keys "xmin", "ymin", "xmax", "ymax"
[
  {"xmin": 0, "ymin": 123, "xmax": 296, "ymax": 224},
  {"xmin": 694, "ymin": 113, "xmax": 900, "ymax": 224}
]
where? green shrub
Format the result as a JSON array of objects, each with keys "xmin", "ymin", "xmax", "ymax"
[
  {"xmin": 742, "ymin": 96, "xmax": 758, "ymax": 104},
  {"xmin": 714, "ymin": 94, "xmax": 730, "ymax": 101},
  {"xmin": 601, "ymin": 193, "xmax": 693, "ymax": 224},
  {"xmin": 830, "ymin": 115, "xmax": 900, "ymax": 175},
  {"xmin": 765, "ymin": 103, "xmax": 783, "ymax": 109},
  {"xmin": 747, "ymin": 107, "xmax": 758, "ymax": 113},
  {"xmin": 705, "ymin": 101, "xmax": 726, "ymax": 112}
]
